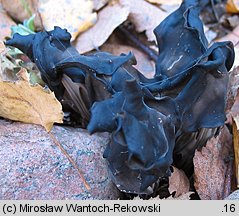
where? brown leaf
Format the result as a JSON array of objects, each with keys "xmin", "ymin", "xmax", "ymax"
[
  {"xmin": 232, "ymin": 120, "xmax": 239, "ymax": 187},
  {"xmin": 193, "ymin": 126, "xmax": 233, "ymax": 200},
  {"xmin": 1, "ymin": 0, "xmax": 42, "ymax": 30},
  {"xmin": 228, "ymin": 67, "xmax": 239, "ymax": 104},
  {"xmin": 0, "ymin": 9, "xmax": 15, "ymax": 41},
  {"xmin": 217, "ymin": 25, "xmax": 239, "ymax": 68},
  {"xmin": 218, "ymin": 26, "xmax": 239, "ymax": 45},
  {"xmin": 75, "ymin": 3, "xmax": 130, "ymax": 53},
  {"xmin": 226, "ymin": 67, "xmax": 239, "ymax": 125},
  {"xmin": 230, "ymin": 90, "xmax": 239, "ymax": 187},
  {"xmin": 2, "ymin": 0, "xmax": 35, "ymax": 21},
  {"xmin": 1, "ymin": 42, "xmax": 44, "ymax": 85},
  {"xmin": 120, "ymin": 0, "xmax": 168, "ymax": 41},
  {"xmin": 0, "ymin": 44, "xmax": 19, "ymax": 82},
  {"xmin": 75, "ymin": 0, "xmax": 168, "ymax": 53},
  {"xmin": 0, "ymin": 80, "xmax": 63, "ymax": 132},
  {"xmin": 226, "ymin": 0, "xmax": 239, "ymax": 14},
  {"xmin": 37, "ymin": 0, "xmax": 97, "ymax": 40},
  {"xmin": 231, "ymin": 90, "xmax": 239, "ymax": 126},
  {"xmin": 16, "ymin": 68, "xmax": 30, "ymax": 82},
  {"xmin": 101, "ymin": 42, "xmax": 155, "ymax": 77},
  {"xmin": 168, "ymin": 167, "xmax": 190, "ymax": 197}
]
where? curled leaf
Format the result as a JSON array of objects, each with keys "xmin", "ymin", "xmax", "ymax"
[
  {"xmin": 76, "ymin": 3, "xmax": 130, "ymax": 53},
  {"xmin": 0, "ymin": 80, "xmax": 63, "ymax": 132}
]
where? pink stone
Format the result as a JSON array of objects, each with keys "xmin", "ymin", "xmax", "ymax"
[{"xmin": 0, "ymin": 119, "xmax": 119, "ymax": 199}]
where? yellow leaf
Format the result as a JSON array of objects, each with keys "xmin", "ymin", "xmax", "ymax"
[
  {"xmin": 38, "ymin": 0, "xmax": 97, "ymax": 40},
  {"xmin": 226, "ymin": 0, "xmax": 239, "ymax": 13},
  {"xmin": 0, "ymin": 80, "xmax": 63, "ymax": 132}
]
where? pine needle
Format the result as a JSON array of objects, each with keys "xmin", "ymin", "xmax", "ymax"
[{"xmin": 49, "ymin": 131, "xmax": 91, "ymax": 190}]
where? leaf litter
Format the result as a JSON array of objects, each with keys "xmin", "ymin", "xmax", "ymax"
[
  {"xmin": 1, "ymin": 0, "xmax": 239, "ymax": 199},
  {"xmin": 0, "ymin": 45, "xmax": 52, "ymax": 128},
  {"xmin": 0, "ymin": 41, "xmax": 91, "ymax": 189},
  {"xmin": 193, "ymin": 126, "xmax": 233, "ymax": 200}
]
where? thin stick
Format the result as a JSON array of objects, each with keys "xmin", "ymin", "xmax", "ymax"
[
  {"xmin": 118, "ymin": 25, "xmax": 158, "ymax": 62},
  {"xmin": 49, "ymin": 132, "xmax": 91, "ymax": 190}
]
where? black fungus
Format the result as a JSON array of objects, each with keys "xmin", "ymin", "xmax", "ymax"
[{"xmin": 6, "ymin": 0, "xmax": 235, "ymax": 195}]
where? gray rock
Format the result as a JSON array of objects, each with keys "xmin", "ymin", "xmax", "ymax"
[{"xmin": 0, "ymin": 119, "xmax": 119, "ymax": 199}]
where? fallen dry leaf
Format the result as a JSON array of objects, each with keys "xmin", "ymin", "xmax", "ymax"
[
  {"xmin": 168, "ymin": 167, "xmax": 190, "ymax": 197},
  {"xmin": 193, "ymin": 126, "xmax": 233, "ymax": 200},
  {"xmin": 0, "ymin": 42, "xmax": 44, "ymax": 86},
  {"xmin": 120, "ymin": 0, "xmax": 168, "ymax": 41},
  {"xmin": 226, "ymin": 67, "xmax": 239, "ymax": 125},
  {"xmin": 1, "ymin": 0, "xmax": 42, "ymax": 30},
  {"xmin": 1, "ymin": 0, "xmax": 35, "ymax": 21},
  {"xmin": 232, "ymin": 120, "xmax": 239, "ymax": 187},
  {"xmin": 101, "ymin": 42, "xmax": 155, "ymax": 77},
  {"xmin": 217, "ymin": 30, "xmax": 239, "ymax": 124},
  {"xmin": 226, "ymin": 0, "xmax": 239, "ymax": 14},
  {"xmin": 146, "ymin": 0, "xmax": 182, "ymax": 5},
  {"xmin": 0, "ymin": 80, "xmax": 63, "ymax": 131},
  {"xmin": 218, "ymin": 25, "xmax": 239, "ymax": 45},
  {"xmin": 217, "ymin": 25, "xmax": 239, "ymax": 68},
  {"xmin": 76, "ymin": 0, "xmax": 168, "ymax": 53},
  {"xmin": 228, "ymin": 67, "xmax": 239, "ymax": 103},
  {"xmin": 0, "ymin": 9, "xmax": 16, "ymax": 41},
  {"xmin": 16, "ymin": 67, "xmax": 30, "ymax": 82},
  {"xmin": 0, "ymin": 50, "xmax": 19, "ymax": 82},
  {"xmin": 231, "ymin": 89, "xmax": 239, "ymax": 127},
  {"xmin": 230, "ymin": 90, "xmax": 239, "ymax": 187},
  {"xmin": 75, "ymin": 2, "xmax": 130, "ymax": 53},
  {"xmin": 38, "ymin": 0, "xmax": 97, "ymax": 40}
]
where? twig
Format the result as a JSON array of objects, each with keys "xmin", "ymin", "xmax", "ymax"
[
  {"xmin": 210, "ymin": 0, "xmax": 219, "ymax": 22},
  {"xmin": 118, "ymin": 25, "xmax": 158, "ymax": 62},
  {"xmin": 49, "ymin": 132, "xmax": 91, "ymax": 190}
]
